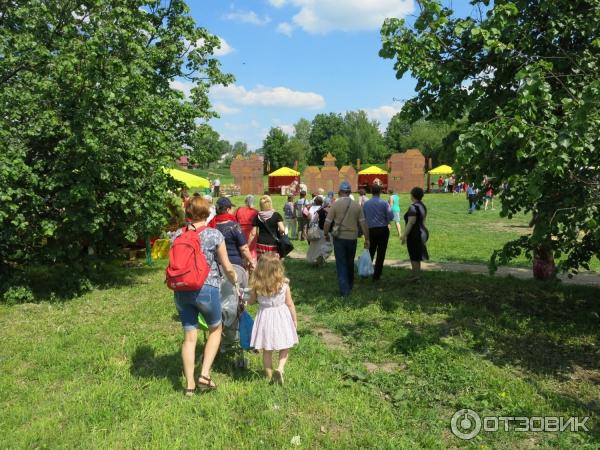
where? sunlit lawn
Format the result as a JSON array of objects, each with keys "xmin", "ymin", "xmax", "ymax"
[{"xmin": 1, "ymin": 261, "xmax": 598, "ymax": 449}]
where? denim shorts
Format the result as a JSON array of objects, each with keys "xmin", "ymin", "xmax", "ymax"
[
  {"xmin": 393, "ymin": 211, "xmax": 401, "ymax": 223},
  {"xmin": 174, "ymin": 284, "xmax": 222, "ymax": 330}
]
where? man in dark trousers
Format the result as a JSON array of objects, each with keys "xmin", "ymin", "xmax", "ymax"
[
  {"xmin": 362, "ymin": 184, "xmax": 393, "ymax": 281},
  {"xmin": 323, "ymin": 181, "xmax": 370, "ymax": 297}
]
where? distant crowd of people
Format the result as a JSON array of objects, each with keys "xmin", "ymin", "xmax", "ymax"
[
  {"xmin": 434, "ymin": 174, "xmax": 496, "ymax": 213},
  {"xmin": 170, "ymin": 182, "xmax": 430, "ymax": 393}
]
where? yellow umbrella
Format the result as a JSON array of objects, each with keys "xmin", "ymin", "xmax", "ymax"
[
  {"xmin": 358, "ymin": 166, "xmax": 388, "ymax": 175},
  {"xmin": 428, "ymin": 165, "xmax": 453, "ymax": 175},
  {"xmin": 164, "ymin": 168, "xmax": 210, "ymax": 189},
  {"xmin": 269, "ymin": 167, "xmax": 300, "ymax": 176}
]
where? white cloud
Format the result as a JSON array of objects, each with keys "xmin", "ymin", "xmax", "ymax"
[
  {"xmin": 213, "ymin": 37, "xmax": 234, "ymax": 56},
  {"xmin": 211, "ymin": 84, "xmax": 325, "ymax": 109},
  {"xmin": 213, "ymin": 103, "xmax": 241, "ymax": 115},
  {"xmin": 365, "ymin": 103, "xmax": 404, "ymax": 131},
  {"xmin": 278, "ymin": 124, "xmax": 296, "ymax": 135},
  {"xmin": 217, "ymin": 121, "xmax": 264, "ymax": 150},
  {"xmin": 278, "ymin": 0, "xmax": 414, "ymax": 33},
  {"xmin": 276, "ymin": 22, "xmax": 294, "ymax": 37},
  {"xmin": 190, "ymin": 36, "xmax": 234, "ymax": 56},
  {"xmin": 269, "ymin": 0, "xmax": 287, "ymax": 7},
  {"xmin": 223, "ymin": 9, "xmax": 271, "ymax": 26},
  {"xmin": 170, "ymin": 79, "xmax": 194, "ymax": 98}
]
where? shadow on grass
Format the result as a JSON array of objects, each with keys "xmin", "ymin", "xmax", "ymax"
[
  {"xmin": 285, "ymin": 259, "xmax": 600, "ymax": 379},
  {"xmin": 130, "ymin": 344, "xmax": 260, "ymax": 391},
  {"xmin": 130, "ymin": 345, "xmax": 182, "ymax": 391},
  {"xmin": 2, "ymin": 261, "xmax": 160, "ymax": 304}
]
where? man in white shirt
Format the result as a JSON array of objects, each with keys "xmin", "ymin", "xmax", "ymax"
[{"xmin": 213, "ymin": 178, "xmax": 221, "ymax": 197}]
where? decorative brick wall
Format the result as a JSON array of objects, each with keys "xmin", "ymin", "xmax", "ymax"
[
  {"xmin": 230, "ymin": 154, "xmax": 264, "ymax": 194},
  {"xmin": 388, "ymin": 149, "xmax": 425, "ymax": 192}
]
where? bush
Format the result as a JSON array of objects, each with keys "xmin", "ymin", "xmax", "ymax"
[{"xmin": 2, "ymin": 286, "xmax": 34, "ymax": 305}]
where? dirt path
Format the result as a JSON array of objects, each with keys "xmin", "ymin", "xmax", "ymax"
[
  {"xmin": 287, "ymin": 251, "xmax": 600, "ymax": 287},
  {"xmin": 301, "ymin": 315, "xmax": 401, "ymax": 374}
]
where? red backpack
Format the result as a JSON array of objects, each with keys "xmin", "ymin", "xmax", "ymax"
[{"xmin": 166, "ymin": 226, "xmax": 210, "ymax": 291}]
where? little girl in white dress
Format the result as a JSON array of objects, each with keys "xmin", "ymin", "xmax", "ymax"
[{"xmin": 248, "ymin": 253, "xmax": 298, "ymax": 385}]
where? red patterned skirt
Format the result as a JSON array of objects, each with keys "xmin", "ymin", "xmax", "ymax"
[{"xmin": 256, "ymin": 243, "xmax": 280, "ymax": 259}]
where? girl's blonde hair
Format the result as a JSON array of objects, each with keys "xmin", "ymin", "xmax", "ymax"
[
  {"xmin": 259, "ymin": 195, "xmax": 273, "ymax": 211},
  {"xmin": 250, "ymin": 253, "xmax": 286, "ymax": 297}
]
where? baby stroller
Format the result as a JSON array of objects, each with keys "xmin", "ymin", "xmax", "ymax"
[{"xmin": 220, "ymin": 264, "xmax": 252, "ymax": 369}]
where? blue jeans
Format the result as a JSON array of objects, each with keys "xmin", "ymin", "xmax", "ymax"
[
  {"xmin": 333, "ymin": 238, "xmax": 357, "ymax": 296},
  {"xmin": 174, "ymin": 284, "xmax": 222, "ymax": 330}
]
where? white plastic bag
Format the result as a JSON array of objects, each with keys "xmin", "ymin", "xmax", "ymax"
[
  {"xmin": 357, "ymin": 249, "xmax": 374, "ymax": 278},
  {"xmin": 321, "ymin": 241, "xmax": 333, "ymax": 259}
]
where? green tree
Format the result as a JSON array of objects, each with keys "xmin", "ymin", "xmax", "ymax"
[
  {"xmin": 292, "ymin": 118, "xmax": 312, "ymax": 167},
  {"xmin": 189, "ymin": 123, "xmax": 222, "ymax": 168},
  {"xmin": 400, "ymin": 120, "xmax": 454, "ymax": 165},
  {"xmin": 380, "ymin": 0, "xmax": 600, "ymax": 277},
  {"xmin": 262, "ymin": 127, "xmax": 289, "ymax": 171},
  {"xmin": 343, "ymin": 110, "xmax": 387, "ymax": 164},
  {"xmin": 293, "ymin": 118, "xmax": 312, "ymax": 149},
  {"xmin": 323, "ymin": 135, "xmax": 350, "ymax": 167},
  {"xmin": 0, "ymin": 0, "xmax": 233, "ymax": 277},
  {"xmin": 385, "ymin": 113, "xmax": 412, "ymax": 153},
  {"xmin": 232, "ymin": 141, "xmax": 249, "ymax": 157},
  {"xmin": 283, "ymin": 138, "xmax": 307, "ymax": 169},
  {"xmin": 308, "ymin": 113, "xmax": 345, "ymax": 164}
]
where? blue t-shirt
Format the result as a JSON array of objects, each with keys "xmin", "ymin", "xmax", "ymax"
[
  {"xmin": 363, "ymin": 196, "xmax": 394, "ymax": 228},
  {"xmin": 215, "ymin": 221, "xmax": 247, "ymax": 267},
  {"xmin": 283, "ymin": 202, "xmax": 294, "ymax": 219}
]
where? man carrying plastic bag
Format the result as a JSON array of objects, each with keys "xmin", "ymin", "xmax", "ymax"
[{"xmin": 357, "ymin": 249, "xmax": 374, "ymax": 278}]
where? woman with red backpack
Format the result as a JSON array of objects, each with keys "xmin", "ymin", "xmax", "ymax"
[{"xmin": 171, "ymin": 196, "xmax": 238, "ymax": 396}]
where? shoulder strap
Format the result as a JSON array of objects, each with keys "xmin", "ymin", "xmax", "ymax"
[{"xmin": 337, "ymin": 198, "xmax": 352, "ymax": 229}]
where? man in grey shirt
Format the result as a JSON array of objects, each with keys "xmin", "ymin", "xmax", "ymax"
[{"xmin": 324, "ymin": 181, "xmax": 370, "ymax": 297}]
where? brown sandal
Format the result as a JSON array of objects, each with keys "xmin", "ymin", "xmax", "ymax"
[
  {"xmin": 196, "ymin": 375, "xmax": 217, "ymax": 392},
  {"xmin": 183, "ymin": 387, "xmax": 196, "ymax": 397}
]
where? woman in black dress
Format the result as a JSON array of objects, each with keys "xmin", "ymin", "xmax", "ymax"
[
  {"xmin": 401, "ymin": 187, "xmax": 429, "ymax": 281},
  {"xmin": 248, "ymin": 195, "xmax": 285, "ymax": 259}
]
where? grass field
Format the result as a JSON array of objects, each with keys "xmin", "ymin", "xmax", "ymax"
[
  {"xmin": 226, "ymin": 192, "xmax": 599, "ymax": 271},
  {"xmin": 1, "ymin": 260, "xmax": 598, "ymax": 449}
]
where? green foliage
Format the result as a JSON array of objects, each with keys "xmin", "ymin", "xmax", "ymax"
[
  {"xmin": 380, "ymin": 0, "xmax": 600, "ymax": 274},
  {"xmin": 2, "ymin": 286, "xmax": 34, "ymax": 305},
  {"xmin": 189, "ymin": 123, "xmax": 222, "ymax": 168},
  {"xmin": 308, "ymin": 113, "xmax": 345, "ymax": 164},
  {"xmin": 283, "ymin": 138, "xmax": 308, "ymax": 169},
  {"xmin": 0, "ymin": 0, "xmax": 232, "ymax": 274},
  {"xmin": 385, "ymin": 114, "xmax": 456, "ymax": 164},
  {"xmin": 343, "ymin": 110, "xmax": 387, "ymax": 164},
  {"xmin": 262, "ymin": 127, "xmax": 290, "ymax": 170},
  {"xmin": 384, "ymin": 113, "xmax": 411, "ymax": 153},
  {"xmin": 293, "ymin": 118, "xmax": 312, "ymax": 150},
  {"xmin": 232, "ymin": 141, "xmax": 249, "ymax": 157},
  {"xmin": 308, "ymin": 112, "xmax": 387, "ymax": 165},
  {"xmin": 291, "ymin": 118, "xmax": 312, "ymax": 168},
  {"xmin": 323, "ymin": 135, "xmax": 351, "ymax": 167},
  {"xmin": 403, "ymin": 120, "xmax": 455, "ymax": 164}
]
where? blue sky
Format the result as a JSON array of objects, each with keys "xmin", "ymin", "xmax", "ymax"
[{"xmin": 180, "ymin": 0, "xmax": 476, "ymax": 150}]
